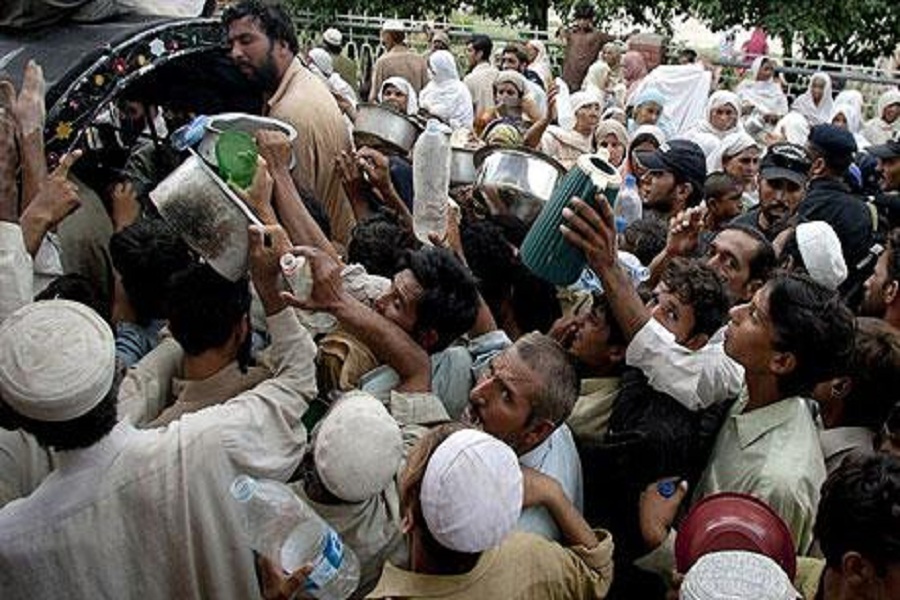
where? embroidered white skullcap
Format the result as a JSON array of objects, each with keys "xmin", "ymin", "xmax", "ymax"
[
  {"xmin": 420, "ymin": 429, "xmax": 523, "ymax": 553},
  {"xmin": 323, "ymin": 28, "xmax": 342, "ymax": 47},
  {"xmin": 0, "ymin": 300, "xmax": 115, "ymax": 421},
  {"xmin": 680, "ymin": 551, "xmax": 801, "ymax": 600},
  {"xmin": 381, "ymin": 19, "xmax": 406, "ymax": 32},
  {"xmin": 796, "ymin": 221, "xmax": 847, "ymax": 290},
  {"xmin": 314, "ymin": 390, "xmax": 403, "ymax": 502}
]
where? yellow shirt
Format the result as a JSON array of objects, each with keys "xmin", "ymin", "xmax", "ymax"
[{"xmin": 367, "ymin": 530, "xmax": 614, "ymax": 599}]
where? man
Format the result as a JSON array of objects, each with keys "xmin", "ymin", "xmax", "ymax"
[
  {"xmin": 463, "ymin": 34, "xmax": 498, "ymax": 116},
  {"xmin": 501, "ymin": 43, "xmax": 547, "ymax": 118},
  {"xmin": 801, "ymin": 454, "xmax": 900, "ymax": 599},
  {"xmin": 798, "ymin": 124, "xmax": 875, "ymax": 295},
  {"xmin": 224, "ymin": 1, "xmax": 355, "ymax": 244},
  {"xmin": 860, "ymin": 227, "xmax": 900, "ymax": 329},
  {"xmin": 635, "ymin": 139, "xmax": 707, "ymax": 222},
  {"xmin": 732, "ymin": 142, "xmax": 812, "ymax": 240},
  {"xmin": 0, "ymin": 224, "xmax": 317, "ymax": 599},
  {"xmin": 322, "ymin": 27, "xmax": 358, "ymax": 93},
  {"xmin": 868, "ymin": 130, "xmax": 900, "ymax": 193},
  {"xmin": 368, "ymin": 19, "xmax": 429, "ymax": 101},
  {"xmin": 559, "ymin": 2, "xmax": 609, "ymax": 90},
  {"xmin": 368, "ymin": 425, "xmax": 613, "ymax": 599}
]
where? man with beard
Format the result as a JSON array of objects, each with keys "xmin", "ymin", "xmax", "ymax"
[
  {"xmin": 860, "ymin": 227, "xmax": 900, "ymax": 330},
  {"xmin": 732, "ymin": 142, "xmax": 812, "ymax": 240},
  {"xmin": 224, "ymin": 1, "xmax": 355, "ymax": 244}
]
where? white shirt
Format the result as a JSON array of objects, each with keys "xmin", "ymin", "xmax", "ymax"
[
  {"xmin": 518, "ymin": 424, "xmax": 584, "ymax": 541},
  {"xmin": 626, "ymin": 319, "xmax": 744, "ymax": 411},
  {"xmin": 0, "ymin": 309, "xmax": 316, "ymax": 599},
  {"xmin": 0, "ymin": 222, "xmax": 32, "ymax": 322}
]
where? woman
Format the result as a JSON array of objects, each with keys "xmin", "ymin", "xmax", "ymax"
[
  {"xmin": 622, "ymin": 50, "xmax": 648, "ymax": 106},
  {"xmin": 831, "ymin": 103, "xmax": 869, "ymax": 150},
  {"xmin": 792, "ymin": 72, "xmax": 834, "ymax": 126},
  {"xmin": 736, "ymin": 56, "xmax": 788, "ymax": 117},
  {"xmin": 378, "ymin": 76, "xmax": 418, "ymax": 115},
  {"xmin": 863, "ymin": 89, "xmax": 900, "ymax": 146},
  {"xmin": 708, "ymin": 131, "xmax": 761, "ymax": 207},
  {"xmin": 594, "ymin": 119, "xmax": 627, "ymax": 167},
  {"xmin": 583, "ymin": 42, "xmax": 623, "ymax": 98},
  {"xmin": 418, "ymin": 50, "xmax": 474, "ymax": 130},
  {"xmin": 620, "ymin": 124, "xmax": 665, "ymax": 179},
  {"xmin": 683, "ymin": 90, "xmax": 743, "ymax": 142},
  {"xmin": 525, "ymin": 39, "xmax": 554, "ymax": 90},
  {"xmin": 628, "ymin": 87, "xmax": 672, "ymax": 139},
  {"xmin": 474, "ymin": 71, "xmax": 541, "ymax": 137},
  {"xmin": 537, "ymin": 90, "xmax": 602, "ymax": 170},
  {"xmin": 772, "ymin": 111, "xmax": 811, "ymax": 146}
]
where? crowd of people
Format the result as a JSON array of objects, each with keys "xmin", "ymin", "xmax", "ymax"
[{"xmin": 1, "ymin": 0, "xmax": 900, "ymax": 598}]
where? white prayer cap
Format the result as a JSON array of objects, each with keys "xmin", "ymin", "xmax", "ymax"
[
  {"xmin": 0, "ymin": 300, "xmax": 115, "ymax": 422},
  {"xmin": 796, "ymin": 221, "xmax": 847, "ymax": 290},
  {"xmin": 680, "ymin": 551, "xmax": 801, "ymax": 600},
  {"xmin": 381, "ymin": 19, "xmax": 406, "ymax": 32},
  {"xmin": 420, "ymin": 429, "xmax": 522, "ymax": 553},
  {"xmin": 314, "ymin": 391, "xmax": 403, "ymax": 502},
  {"xmin": 323, "ymin": 27, "xmax": 342, "ymax": 47},
  {"xmin": 308, "ymin": 47, "xmax": 334, "ymax": 77}
]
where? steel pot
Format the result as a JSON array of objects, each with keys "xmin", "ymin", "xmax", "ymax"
[
  {"xmin": 473, "ymin": 145, "xmax": 566, "ymax": 223},
  {"xmin": 450, "ymin": 147, "xmax": 478, "ymax": 186},
  {"xmin": 353, "ymin": 103, "xmax": 423, "ymax": 155},
  {"xmin": 149, "ymin": 149, "xmax": 262, "ymax": 282},
  {"xmin": 197, "ymin": 113, "xmax": 298, "ymax": 169}
]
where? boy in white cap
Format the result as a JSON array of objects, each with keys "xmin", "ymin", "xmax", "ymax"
[
  {"xmin": 368, "ymin": 18, "xmax": 429, "ymax": 102},
  {"xmin": 367, "ymin": 424, "xmax": 614, "ymax": 598},
  {"xmin": 0, "ymin": 224, "xmax": 318, "ymax": 600}
]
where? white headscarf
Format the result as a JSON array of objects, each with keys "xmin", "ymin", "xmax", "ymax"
[
  {"xmin": 791, "ymin": 72, "xmax": 834, "ymax": 126},
  {"xmin": 526, "ymin": 40, "xmax": 553, "ymax": 88},
  {"xmin": 736, "ymin": 57, "xmax": 789, "ymax": 116},
  {"xmin": 419, "ymin": 50, "xmax": 474, "ymax": 130},
  {"xmin": 707, "ymin": 131, "xmax": 760, "ymax": 172},
  {"xmin": 378, "ymin": 76, "xmax": 419, "ymax": 115},
  {"xmin": 833, "ymin": 89, "xmax": 865, "ymax": 115},
  {"xmin": 831, "ymin": 102, "xmax": 869, "ymax": 149},
  {"xmin": 685, "ymin": 90, "xmax": 743, "ymax": 141},
  {"xmin": 863, "ymin": 88, "xmax": 900, "ymax": 145},
  {"xmin": 773, "ymin": 112, "xmax": 811, "ymax": 145}
]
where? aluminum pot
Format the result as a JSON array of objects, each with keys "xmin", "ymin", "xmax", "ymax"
[
  {"xmin": 473, "ymin": 145, "xmax": 566, "ymax": 223},
  {"xmin": 197, "ymin": 113, "xmax": 298, "ymax": 169},
  {"xmin": 353, "ymin": 103, "xmax": 423, "ymax": 154},
  {"xmin": 150, "ymin": 149, "xmax": 262, "ymax": 282},
  {"xmin": 450, "ymin": 147, "xmax": 478, "ymax": 186}
]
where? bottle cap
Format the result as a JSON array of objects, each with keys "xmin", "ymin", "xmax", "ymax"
[{"xmin": 230, "ymin": 475, "xmax": 258, "ymax": 502}]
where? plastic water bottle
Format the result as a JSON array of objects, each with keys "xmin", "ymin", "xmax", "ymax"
[
  {"xmin": 230, "ymin": 475, "xmax": 360, "ymax": 600},
  {"xmin": 555, "ymin": 78, "xmax": 575, "ymax": 129},
  {"xmin": 614, "ymin": 174, "xmax": 642, "ymax": 233},
  {"xmin": 412, "ymin": 119, "xmax": 451, "ymax": 244}
]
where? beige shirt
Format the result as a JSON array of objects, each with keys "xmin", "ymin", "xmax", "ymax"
[
  {"xmin": 267, "ymin": 58, "xmax": 355, "ymax": 244},
  {"xmin": 567, "ymin": 377, "xmax": 621, "ymax": 445},
  {"xmin": 369, "ymin": 46, "xmax": 429, "ymax": 101},
  {"xmin": 463, "ymin": 62, "xmax": 499, "ymax": 116},
  {"xmin": 0, "ymin": 309, "xmax": 316, "ymax": 599},
  {"xmin": 367, "ymin": 529, "xmax": 614, "ymax": 599}
]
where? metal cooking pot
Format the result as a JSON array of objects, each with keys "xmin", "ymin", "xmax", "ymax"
[
  {"xmin": 197, "ymin": 113, "xmax": 298, "ymax": 169},
  {"xmin": 450, "ymin": 147, "xmax": 478, "ymax": 186},
  {"xmin": 473, "ymin": 146, "xmax": 566, "ymax": 223},
  {"xmin": 353, "ymin": 103, "xmax": 423, "ymax": 155},
  {"xmin": 150, "ymin": 149, "xmax": 262, "ymax": 282}
]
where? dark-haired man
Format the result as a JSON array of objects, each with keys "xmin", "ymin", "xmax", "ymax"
[
  {"xmin": 860, "ymin": 227, "xmax": 900, "ymax": 330},
  {"xmin": 559, "ymin": 2, "xmax": 610, "ymax": 90},
  {"xmin": 224, "ymin": 0, "xmax": 354, "ymax": 244},
  {"xmin": 463, "ymin": 34, "xmax": 498, "ymax": 115},
  {"xmin": 636, "ymin": 139, "xmax": 708, "ymax": 223}
]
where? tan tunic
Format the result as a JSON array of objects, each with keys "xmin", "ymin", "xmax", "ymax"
[
  {"xmin": 368, "ymin": 46, "xmax": 429, "ymax": 101},
  {"xmin": 463, "ymin": 62, "xmax": 499, "ymax": 116},
  {"xmin": 267, "ymin": 58, "xmax": 355, "ymax": 244}
]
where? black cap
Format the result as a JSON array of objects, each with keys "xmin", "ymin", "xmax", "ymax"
[
  {"xmin": 635, "ymin": 139, "xmax": 707, "ymax": 189},
  {"xmin": 760, "ymin": 142, "xmax": 812, "ymax": 186},
  {"xmin": 809, "ymin": 124, "xmax": 857, "ymax": 158},
  {"xmin": 868, "ymin": 130, "xmax": 900, "ymax": 160}
]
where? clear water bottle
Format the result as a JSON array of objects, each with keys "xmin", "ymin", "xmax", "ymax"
[
  {"xmin": 412, "ymin": 119, "xmax": 451, "ymax": 245},
  {"xmin": 555, "ymin": 78, "xmax": 575, "ymax": 129},
  {"xmin": 614, "ymin": 174, "xmax": 642, "ymax": 233},
  {"xmin": 230, "ymin": 475, "xmax": 360, "ymax": 600}
]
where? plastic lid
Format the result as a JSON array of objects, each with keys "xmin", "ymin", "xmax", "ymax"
[
  {"xmin": 280, "ymin": 253, "xmax": 305, "ymax": 271},
  {"xmin": 425, "ymin": 119, "xmax": 442, "ymax": 133},
  {"xmin": 230, "ymin": 475, "xmax": 259, "ymax": 502},
  {"xmin": 624, "ymin": 174, "xmax": 637, "ymax": 186}
]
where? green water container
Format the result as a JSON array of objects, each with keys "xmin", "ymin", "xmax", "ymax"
[{"xmin": 521, "ymin": 153, "xmax": 623, "ymax": 286}]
